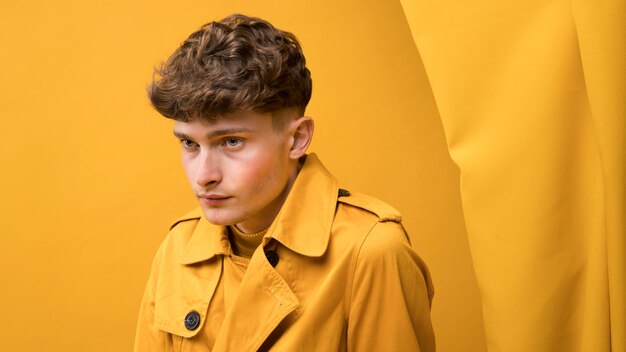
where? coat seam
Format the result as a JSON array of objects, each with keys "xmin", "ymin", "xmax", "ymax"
[{"xmin": 344, "ymin": 219, "xmax": 381, "ymax": 327}]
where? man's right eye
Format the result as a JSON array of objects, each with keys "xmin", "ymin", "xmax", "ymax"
[{"xmin": 180, "ymin": 139, "xmax": 198, "ymax": 149}]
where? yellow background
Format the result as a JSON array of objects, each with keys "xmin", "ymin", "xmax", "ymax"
[
  {"xmin": 401, "ymin": 0, "xmax": 625, "ymax": 350},
  {"xmin": 0, "ymin": 1, "xmax": 485, "ymax": 351}
]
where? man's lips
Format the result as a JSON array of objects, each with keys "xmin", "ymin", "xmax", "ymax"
[
  {"xmin": 198, "ymin": 193, "xmax": 230, "ymax": 199},
  {"xmin": 197, "ymin": 193, "xmax": 231, "ymax": 206}
]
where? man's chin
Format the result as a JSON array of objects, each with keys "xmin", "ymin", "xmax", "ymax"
[{"xmin": 200, "ymin": 207, "xmax": 238, "ymax": 226}]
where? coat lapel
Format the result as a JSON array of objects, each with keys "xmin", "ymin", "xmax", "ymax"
[{"xmin": 212, "ymin": 249, "xmax": 299, "ymax": 351}]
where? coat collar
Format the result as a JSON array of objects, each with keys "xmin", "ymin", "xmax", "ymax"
[
  {"xmin": 264, "ymin": 153, "xmax": 338, "ymax": 257},
  {"xmin": 179, "ymin": 153, "xmax": 338, "ymax": 265},
  {"xmin": 179, "ymin": 216, "xmax": 229, "ymax": 265}
]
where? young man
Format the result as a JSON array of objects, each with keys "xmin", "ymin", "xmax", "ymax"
[{"xmin": 135, "ymin": 14, "xmax": 435, "ymax": 351}]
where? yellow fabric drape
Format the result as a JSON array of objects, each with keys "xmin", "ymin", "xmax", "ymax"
[{"xmin": 400, "ymin": 0, "xmax": 625, "ymax": 350}]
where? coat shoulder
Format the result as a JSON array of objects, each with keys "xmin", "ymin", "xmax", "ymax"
[
  {"xmin": 169, "ymin": 207, "xmax": 203, "ymax": 230},
  {"xmin": 337, "ymin": 191, "xmax": 402, "ymax": 223}
]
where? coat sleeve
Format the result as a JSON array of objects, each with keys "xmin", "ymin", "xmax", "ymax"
[
  {"xmin": 347, "ymin": 221, "xmax": 435, "ymax": 352},
  {"xmin": 134, "ymin": 244, "xmax": 174, "ymax": 352}
]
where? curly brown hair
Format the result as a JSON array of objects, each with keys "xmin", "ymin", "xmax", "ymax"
[{"xmin": 148, "ymin": 14, "xmax": 312, "ymax": 125}]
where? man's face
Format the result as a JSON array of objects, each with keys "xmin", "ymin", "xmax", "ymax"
[{"xmin": 173, "ymin": 111, "xmax": 298, "ymax": 233}]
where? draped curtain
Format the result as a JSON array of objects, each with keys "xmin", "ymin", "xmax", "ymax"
[{"xmin": 400, "ymin": 0, "xmax": 625, "ymax": 350}]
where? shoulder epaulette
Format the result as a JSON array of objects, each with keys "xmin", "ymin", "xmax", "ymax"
[
  {"xmin": 337, "ymin": 191, "xmax": 402, "ymax": 222},
  {"xmin": 169, "ymin": 208, "xmax": 203, "ymax": 230}
]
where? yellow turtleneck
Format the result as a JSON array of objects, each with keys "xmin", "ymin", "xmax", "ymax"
[{"xmin": 228, "ymin": 225, "xmax": 267, "ymax": 259}]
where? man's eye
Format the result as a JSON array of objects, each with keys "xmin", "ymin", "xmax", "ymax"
[
  {"xmin": 223, "ymin": 137, "xmax": 243, "ymax": 148},
  {"xmin": 180, "ymin": 139, "xmax": 198, "ymax": 149}
]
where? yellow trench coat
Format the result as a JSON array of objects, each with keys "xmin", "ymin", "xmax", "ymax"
[{"xmin": 134, "ymin": 154, "xmax": 435, "ymax": 351}]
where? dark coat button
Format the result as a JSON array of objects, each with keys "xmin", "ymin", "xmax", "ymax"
[
  {"xmin": 338, "ymin": 188, "xmax": 351, "ymax": 197},
  {"xmin": 184, "ymin": 311, "xmax": 200, "ymax": 331},
  {"xmin": 265, "ymin": 250, "xmax": 279, "ymax": 267}
]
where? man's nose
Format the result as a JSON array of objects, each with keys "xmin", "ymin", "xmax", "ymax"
[{"xmin": 195, "ymin": 150, "xmax": 222, "ymax": 186}]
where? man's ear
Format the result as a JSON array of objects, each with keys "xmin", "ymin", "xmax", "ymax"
[{"xmin": 288, "ymin": 116, "xmax": 314, "ymax": 159}]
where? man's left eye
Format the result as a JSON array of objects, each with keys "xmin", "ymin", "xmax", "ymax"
[{"xmin": 224, "ymin": 137, "xmax": 243, "ymax": 147}]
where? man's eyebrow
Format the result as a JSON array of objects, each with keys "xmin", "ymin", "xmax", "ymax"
[
  {"xmin": 206, "ymin": 128, "xmax": 252, "ymax": 139},
  {"xmin": 173, "ymin": 130, "xmax": 191, "ymax": 139},
  {"xmin": 172, "ymin": 128, "xmax": 252, "ymax": 140}
]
